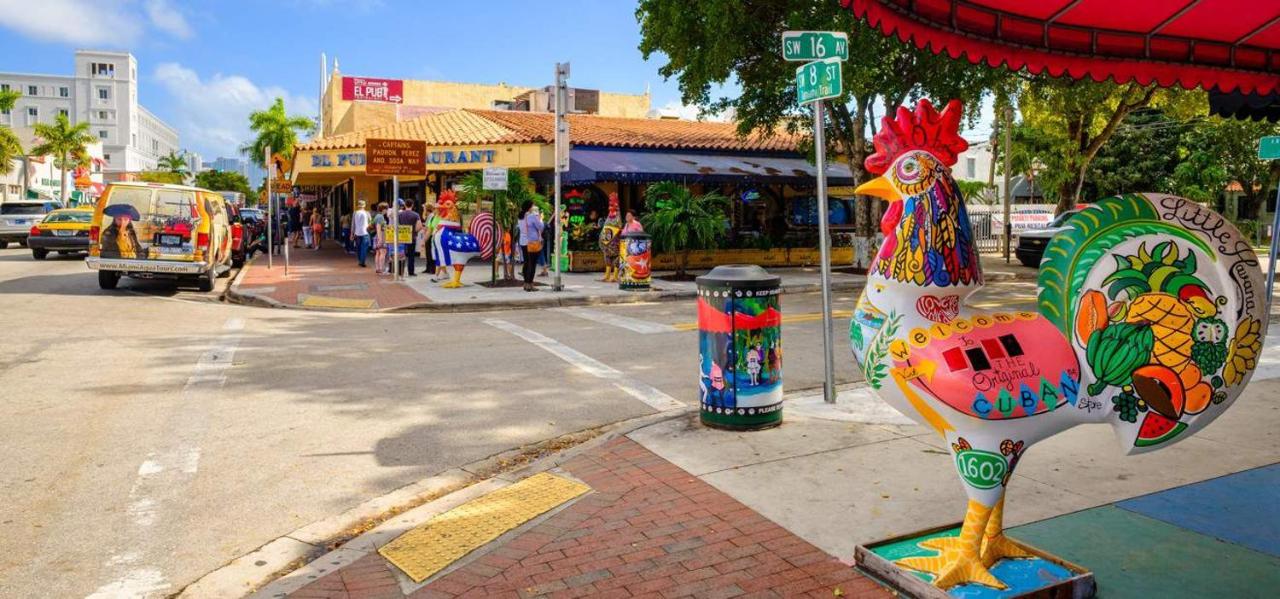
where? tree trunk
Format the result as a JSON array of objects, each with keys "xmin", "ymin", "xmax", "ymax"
[
  {"xmin": 679, "ymin": 248, "xmax": 690, "ymax": 278},
  {"xmin": 1239, "ymin": 187, "xmax": 1262, "ymax": 221},
  {"xmin": 59, "ymin": 151, "xmax": 69, "ymax": 207}
]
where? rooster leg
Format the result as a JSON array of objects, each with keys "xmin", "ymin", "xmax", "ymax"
[
  {"xmin": 897, "ymin": 499, "xmax": 1006, "ymax": 589},
  {"xmin": 442, "ymin": 266, "xmax": 464, "ymax": 288},
  {"xmin": 980, "ymin": 496, "xmax": 1032, "ymax": 566}
]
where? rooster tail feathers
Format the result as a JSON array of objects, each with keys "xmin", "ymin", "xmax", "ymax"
[{"xmin": 1037, "ymin": 193, "xmax": 1268, "ymax": 455}]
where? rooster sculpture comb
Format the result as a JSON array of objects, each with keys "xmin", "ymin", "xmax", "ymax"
[
  {"xmin": 439, "ymin": 189, "xmax": 457, "ymax": 206},
  {"xmin": 865, "ymin": 98, "xmax": 969, "ymax": 175}
]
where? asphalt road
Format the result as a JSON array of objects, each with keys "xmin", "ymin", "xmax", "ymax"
[{"xmin": 0, "ymin": 246, "xmax": 1041, "ymax": 598}]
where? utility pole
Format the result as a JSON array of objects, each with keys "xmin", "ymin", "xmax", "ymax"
[
  {"xmin": 265, "ymin": 146, "xmax": 273, "ymax": 270},
  {"xmin": 814, "ymin": 100, "xmax": 836, "ymax": 404},
  {"xmin": 1002, "ymin": 104, "xmax": 1013, "ymax": 263},
  {"xmin": 553, "ymin": 62, "xmax": 570, "ymax": 292}
]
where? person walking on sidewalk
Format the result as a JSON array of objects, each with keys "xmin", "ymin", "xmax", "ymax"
[
  {"xmin": 518, "ymin": 201, "xmax": 544, "ymax": 292},
  {"xmin": 397, "ymin": 199, "xmax": 423, "ymax": 277},
  {"xmin": 423, "ymin": 203, "xmax": 438, "ymax": 279},
  {"xmin": 288, "ymin": 203, "xmax": 302, "ymax": 248},
  {"xmin": 310, "ymin": 208, "xmax": 323, "ymax": 250},
  {"xmin": 350, "ymin": 200, "xmax": 371, "ymax": 268},
  {"xmin": 373, "ymin": 202, "xmax": 389, "ymax": 274},
  {"xmin": 340, "ymin": 212, "xmax": 352, "ymax": 253}
]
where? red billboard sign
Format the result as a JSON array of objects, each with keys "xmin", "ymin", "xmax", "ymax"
[{"xmin": 341, "ymin": 76, "xmax": 404, "ymax": 104}]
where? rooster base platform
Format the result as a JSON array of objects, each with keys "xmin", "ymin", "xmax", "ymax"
[{"xmin": 850, "ymin": 99, "xmax": 1267, "ymax": 591}]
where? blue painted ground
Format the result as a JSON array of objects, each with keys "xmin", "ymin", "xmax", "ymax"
[{"xmin": 1116, "ymin": 462, "xmax": 1280, "ymax": 558}]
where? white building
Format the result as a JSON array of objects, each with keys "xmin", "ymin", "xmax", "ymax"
[
  {"xmin": 184, "ymin": 151, "xmax": 203, "ymax": 175},
  {"xmin": 954, "ymin": 139, "xmax": 995, "ymax": 183},
  {"xmin": 0, "ymin": 50, "xmax": 179, "ymax": 181}
]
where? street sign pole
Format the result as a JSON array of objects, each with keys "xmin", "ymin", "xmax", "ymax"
[
  {"xmin": 265, "ymin": 146, "xmax": 273, "ymax": 270},
  {"xmin": 392, "ymin": 175, "xmax": 399, "ymax": 282},
  {"xmin": 553, "ymin": 62, "xmax": 570, "ymax": 292},
  {"xmin": 1267, "ymin": 186, "xmax": 1280, "ymax": 310},
  {"xmin": 814, "ymin": 100, "xmax": 836, "ymax": 404}
]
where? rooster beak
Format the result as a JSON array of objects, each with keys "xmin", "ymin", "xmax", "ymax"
[{"xmin": 854, "ymin": 175, "xmax": 899, "ymax": 202}]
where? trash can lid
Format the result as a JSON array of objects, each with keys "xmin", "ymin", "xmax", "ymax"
[{"xmin": 696, "ymin": 264, "xmax": 781, "ymax": 289}]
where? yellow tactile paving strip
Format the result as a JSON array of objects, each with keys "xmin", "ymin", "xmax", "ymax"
[
  {"xmin": 299, "ymin": 294, "xmax": 377, "ymax": 309},
  {"xmin": 379, "ymin": 472, "xmax": 591, "ymax": 583}
]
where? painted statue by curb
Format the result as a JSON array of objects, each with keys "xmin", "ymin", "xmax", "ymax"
[
  {"xmin": 431, "ymin": 189, "xmax": 483, "ymax": 288},
  {"xmin": 600, "ymin": 193, "xmax": 622, "ymax": 282},
  {"xmin": 849, "ymin": 99, "xmax": 1267, "ymax": 590}
]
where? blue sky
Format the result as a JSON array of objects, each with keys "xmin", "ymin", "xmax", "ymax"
[{"xmin": 0, "ymin": 0, "xmax": 705, "ymax": 160}]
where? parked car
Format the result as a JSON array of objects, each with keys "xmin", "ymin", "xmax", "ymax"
[
  {"xmin": 27, "ymin": 207, "xmax": 94, "ymax": 259},
  {"xmin": 228, "ymin": 204, "xmax": 265, "ymax": 267},
  {"xmin": 1014, "ymin": 209, "xmax": 1082, "ymax": 268},
  {"xmin": 86, "ymin": 182, "xmax": 234, "ymax": 292},
  {"xmin": 0, "ymin": 200, "xmax": 60, "ymax": 249}
]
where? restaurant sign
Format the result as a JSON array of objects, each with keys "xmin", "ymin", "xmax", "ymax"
[
  {"xmin": 309, "ymin": 148, "xmax": 499, "ymax": 169},
  {"xmin": 366, "ymin": 138, "xmax": 427, "ymax": 176},
  {"xmin": 341, "ymin": 76, "xmax": 404, "ymax": 104}
]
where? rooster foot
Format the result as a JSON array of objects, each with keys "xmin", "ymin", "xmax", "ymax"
[
  {"xmin": 981, "ymin": 533, "xmax": 1032, "ymax": 565},
  {"xmin": 441, "ymin": 281, "xmax": 463, "ymax": 288},
  {"xmin": 897, "ymin": 554, "xmax": 1007, "ymax": 590}
]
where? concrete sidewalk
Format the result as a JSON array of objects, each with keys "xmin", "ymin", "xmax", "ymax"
[
  {"xmin": 228, "ymin": 245, "xmax": 1037, "ymax": 312},
  {"xmin": 238, "ymin": 329, "xmax": 1278, "ymax": 598}
]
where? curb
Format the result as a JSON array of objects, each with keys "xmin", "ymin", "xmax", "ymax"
[{"xmin": 176, "ymin": 406, "xmax": 695, "ymax": 599}]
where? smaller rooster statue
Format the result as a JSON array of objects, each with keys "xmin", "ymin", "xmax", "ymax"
[
  {"xmin": 599, "ymin": 193, "xmax": 623, "ymax": 282},
  {"xmin": 431, "ymin": 190, "xmax": 482, "ymax": 288}
]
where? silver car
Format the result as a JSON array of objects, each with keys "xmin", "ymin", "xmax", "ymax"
[{"xmin": 0, "ymin": 200, "xmax": 59, "ymax": 249}]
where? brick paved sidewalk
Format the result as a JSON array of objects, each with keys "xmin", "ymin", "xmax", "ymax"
[
  {"xmin": 285, "ymin": 437, "xmax": 890, "ymax": 599},
  {"xmin": 234, "ymin": 243, "xmax": 429, "ymax": 309}
]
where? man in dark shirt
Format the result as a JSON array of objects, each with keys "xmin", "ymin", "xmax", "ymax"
[
  {"xmin": 397, "ymin": 198, "xmax": 422, "ymax": 277},
  {"xmin": 287, "ymin": 203, "xmax": 302, "ymax": 248}
]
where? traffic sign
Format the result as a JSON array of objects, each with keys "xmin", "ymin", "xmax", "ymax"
[
  {"xmin": 483, "ymin": 167, "xmax": 509, "ymax": 190},
  {"xmin": 796, "ymin": 58, "xmax": 842, "ymax": 104},
  {"xmin": 782, "ymin": 31, "xmax": 849, "ymax": 61},
  {"xmin": 365, "ymin": 138, "xmax": 426, "ymax": 176},
  {"xmin": 1260, "ymin": 136, "xmax": 1280, "ymax": 160}
]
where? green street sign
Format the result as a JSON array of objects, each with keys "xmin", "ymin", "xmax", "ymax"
[
  {"xmin": 1259, "ymin": 136, "xmax": 1280, "ymax": 160},
  {"xmin": 782, "ymin": 31, "xmax": 849, "ymax": 61},
  {"xmin": 796, "ymin": 58, "xmax": 842, "ymax": 104}
]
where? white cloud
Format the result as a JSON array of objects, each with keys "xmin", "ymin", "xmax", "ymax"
[
  {"xmin": 649, "ymin": 101, "xmax": 735, "ymax": 122},
  {"xmin": 145, "ymin": 0, "xmax": 191, "ymax": 39},
  {"xmin": 0, "ymin": 0, "xmax": 140, "ymax": 45},
  {"xmin": 0, "ymin": 0, "xmax": 191, "ymax": 45},
  {"xmin": 154, "ymin": 63, "xmax": 317, "ymax": 159}
]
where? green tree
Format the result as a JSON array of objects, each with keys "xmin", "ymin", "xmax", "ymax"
[
  {"xmin": 195, "ymin": 169, "xmax": 254, "ymax": 198},
  {"xmin": 158, "ymin": 150, "xmax": 189, "ymax": 174},
  {"xmin": 1179, "ymin": 116, "xmax": 1280, "ymax": 222},
  {"xmin": 641, "ymin": 181, "xmax": 729, "ymax": 277},
  {"xmin": 29, "ymin": 113, "xmax": 96, "ymax": 206},
  {"xmin": 0, "ymin": 89, "xmax": 21, "ymax": 201},
  {"xmin": 1084, "ymin": 108, "xmax": 1185, "ymax": 199},
  {"xmin": 241, "ymin": 98, "xmax": 315, "ymax": 168},
  {"xmin": 137, "ymin": 171, "xmax": 185, "ymax": 184},
  {"xmin": 637, "ymin": 0, "xmax": 1005, "ymax": 236},
  {"xmin": 455, "ymin": 169, "xmax": 548, "ymax": 281}
]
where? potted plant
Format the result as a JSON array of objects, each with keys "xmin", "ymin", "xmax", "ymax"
[{"xmin": 641, "ymin": 181, "xmax": 729, "ymax": 279}]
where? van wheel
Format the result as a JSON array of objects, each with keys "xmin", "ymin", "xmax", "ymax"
[
  {"xmin": 197, "ymin": 269, "xmax": 216, "ymax": 292},
  {"xmin": 98, "ymin": 270, "xmax": 120, "ymax": 290},
  {"xmin": 32, "ymin": 248, "xmax": 48, "ymax": 260}
]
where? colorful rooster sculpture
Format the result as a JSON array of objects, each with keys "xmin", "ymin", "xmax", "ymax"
[
  {"xmin": 850, "ymin": 99, "xmax": 1267, "ymax": 590},
  {"xmin": 600, "ymin": 192, "xmax": 623, "ymax": 282},
  {"xmin": 431, "ymin": 190, "xmax": 482, "ymax": 288}
]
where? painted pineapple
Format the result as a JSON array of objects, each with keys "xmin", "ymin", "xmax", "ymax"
[{"xmin": 850, "ymin": 99, "xmax": 1268, "ymax": 590}]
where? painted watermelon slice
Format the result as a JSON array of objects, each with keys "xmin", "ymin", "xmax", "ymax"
[{"xmin": 1134, "ymin": 412, "xmax": 1188, "ymax": 447}]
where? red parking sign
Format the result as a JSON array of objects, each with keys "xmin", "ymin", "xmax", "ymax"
[{"xmin": 341, "ymin": 76, "xmax": 404, "ymax": 104}]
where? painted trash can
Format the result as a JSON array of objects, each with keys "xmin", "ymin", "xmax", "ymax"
[
  {"xmin": 619, "ymin": 232, "xmax": 652, "ymax": 291},
  {"xmin": 696, "ymin": 264, "xmax": 783, "ymax": 430}
]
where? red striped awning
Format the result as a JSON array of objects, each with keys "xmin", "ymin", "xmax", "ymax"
[{"xmin": 841, "ymin": 0, "xmax": 1280, "ymax": 94}]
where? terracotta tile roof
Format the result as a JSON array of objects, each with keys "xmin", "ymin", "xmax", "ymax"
[
  {"xmin": 298, "ymin": 108, "xmax": 803, "ymax": 154},
  {"xmin": 472, "ymin": 110, "xmax": 801, "ymax": 152},
  {"xmin": 297, "ymin": 109, "xmax": 539, "ymax": 151}
]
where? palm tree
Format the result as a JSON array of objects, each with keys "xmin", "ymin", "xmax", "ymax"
[
  {"xmin": 30, "ymin": 113, "xmax": 95, "ymax": 206},
  {"xmin": 456, "ymin": 169, "xmax": 549, "ymax": 281},
  {"xmin": 641, "ymin": 181, "xmax": 729, "ymax": 278},
  {"xmin": 241, "ymin": 98, "xmax": 315, "ymax": 168},
  {"xmin": 0, "ymin": 89, "xmax": 23, "ymax": 201},
  {"xmin": 158, "ymin": 150, "xmax": 188, "ymax": 174}
]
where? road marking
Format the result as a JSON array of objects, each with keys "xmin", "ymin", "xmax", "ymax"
[
  {"xmin": 550, "ymin": 306, "xmax": 677, "ymax": 334},
  {"xmin": 87, "ymin": 317, "xmax": 245, "ymax": 599},
  {"xmin": 485, "ymin": 319, "xmax": 685, "ymax": 412},
  {"xmin": 669, "ymin": 310, "xmax": 853, "ymax": 331}
]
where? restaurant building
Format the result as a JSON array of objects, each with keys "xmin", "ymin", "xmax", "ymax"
[{"xmin": 292, "ymin": 105, "xmax": 857, "ymax": 269}]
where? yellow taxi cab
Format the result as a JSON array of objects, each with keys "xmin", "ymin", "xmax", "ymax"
[
  {"xmin": 86, "ymin": 182, "xmax": 234, "ymax": 292},
  {"xmin": 26, "ymin": 207, "xmax": 94, "ymax": 259}
]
